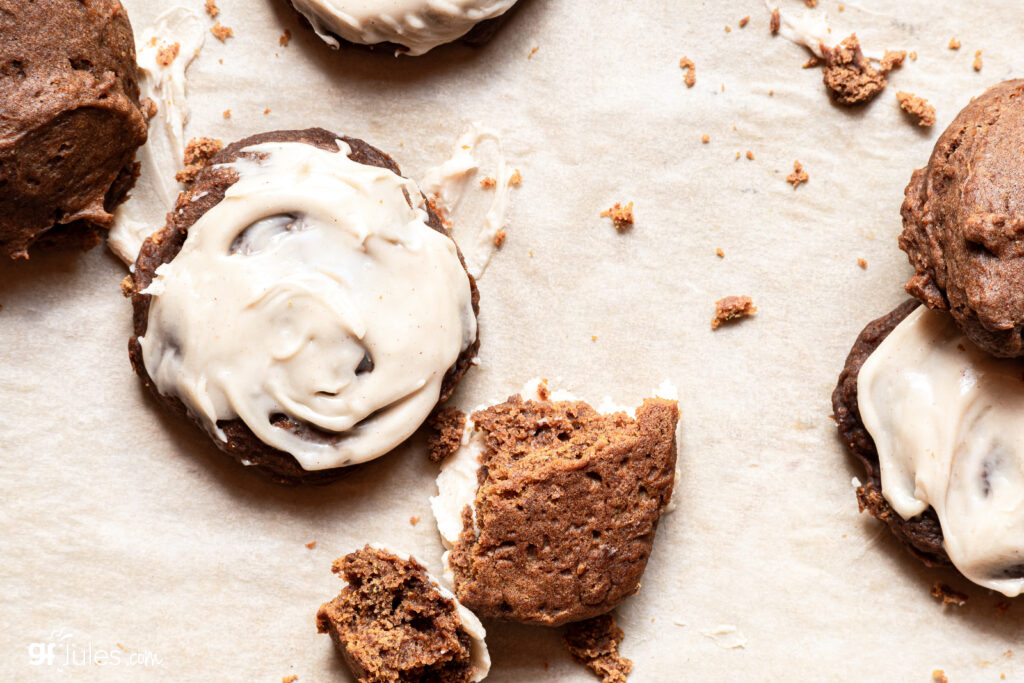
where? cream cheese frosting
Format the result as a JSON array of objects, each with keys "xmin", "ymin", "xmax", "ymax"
[
  {"xmin": 139, "ymin": 139, "xmax": 477, "ymax": 471},
  {"xmin": 859, "ymin": 306, "xmax": 1024, "ymax": 595},
  {"xmin": 289, "ymin": 0, "xmax": 518, "ymax": 56}
]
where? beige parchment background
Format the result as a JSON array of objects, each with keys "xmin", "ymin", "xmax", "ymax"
[{"xmin": 3, "ymin": 0, "xmax": 1024, "ymax": 680}]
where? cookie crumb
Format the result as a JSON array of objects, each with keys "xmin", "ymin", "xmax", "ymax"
[
  {"xmin": 802, "ymin": 55, "xmax": 822, "ymax": 69},
  {"xmin": 601, "ymin": 202, "xmax": 634, "ymax": 231},
  {"xmin": 264, "ymin": 108, "xmax": 271, "ymax": 115},
  {"xmin": 973, "ymin": 50, "xmax": 983, "ymax": 71},
  {"xmin": 211, "ymin": 22, "xmax": 233, "ymax": 41},
  {"xmin": 535, "ymin": 378, "xmax": 551, "ymax": 401},
  {"xmin": 725, "ymin": 25, "xmax": 732, "ymax": 33},
  {"xmin": 805, "ymin": 0, "xmax": 818, "ymax": 6},
  {"xmin": 679, "ymin": 57, "xmax": 696, "ymax": 87},
  {"xmin": 715, "ymin": 248, "xmax": 725, "ymax": 258},
  {"xmin": 739, "ymin": 16, "xmax": 750, "ymax": 28},
  {"xmin": 222, "ymin": 109, "xmax": 231, "ymax": 118},
  {"xmin": 909, "ymin": 51, "xmax": 918, "ymax": 61},
  {"xmin": 770, "ymin": 8, "xmax": 780, "ymax": 33},
  {"xmin": 822, "ymin": 35, "xmax": 904, "ymax": 105},
  {"xmin": 409, "ymin": 516, "xmax": 420, "ymax": 526},
  {"xmin": 509, "ymin": 169, "xmax": 523, "ymax": 185},
  {"xmin": 930, "ymin": 581, "xmax": 968, "ymax": 608},
  {"xmin": 857, "ymin": 258, "xmax": 867, "ymax": 269},
  {"xmin": 948, "ymin": 38, "xmax": 961, "ymax": 50},
  {"xmin": 745, "ymin": 150, "xmax": 755, "ymax": 160},
  {"xmin": 896, "ymin": 91, "xmax": 936, "ymax": 127},
  {"xmin": 932, "ymin": 671, "xmax": 948, "ymax": 683},
  {"xmin": 204, "ymin": 0, "xmax": 219, "ymax": 18},
  {"xmin": 155, "ymin": 42, "xmax": 180, "ymax": 67},
  {"xmin": 712, "ymin": 296, "xmax": 757, "ymax": 330},
  {"xmin": 426, "ymin": 407, "xmax": 466, "ymax": 464},
  {"xmin": 175, "ymin": 137, "xmax": 223, "ymax": 185},
  {"xmin": 493, "ymin": 230, "xmax": 507, "ymax": 247},
  {"xmin": 786, "ymin": 160, "xmax": 809, "ymax": 188},
  {"xmin": 280, "ymin": 29, "xmax": 292, "ymax": 47},
  {"xmin": 282, "ymin": 676, "xmax": 298, "ymax": 683},
  {"xmin": 564, "ymin": 615, "xmax": 633, "ymax": 683},
  {"xmin": 479, "ymin": 176, "xmax": 497, "ymax": 189},
  {"xmin": 528, "ymin": 46, "xmax": 539, "ymax": 59},
  {"xmin": 701, "ymin": 134, "xmax": 710, "ymax": 143},
  {"xmin": 306, "ymin": 541, "xmax": 317, "ymax": 549}
]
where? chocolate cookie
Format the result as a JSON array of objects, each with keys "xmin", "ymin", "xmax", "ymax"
[
  {"xmin": 316, "ymin": 546, "xmax": 489, "ymax": 683},
  {"xmin": 126, "ymin": 129, "xmax": 480, "ymax": 485},
  {"xmin": 284, "ymin": 0, "xmax": 521, "ymax": 56},
  {"xmin": 0, "ymin": 0, "xmax": 148, "ymax": 258},
  {"xmin": 446, "ymin": 395, "xmax": 678, "ymax": 627},
  {"xmin": 900, "ymin": 79, "xmax": 1024, "ymax": 357},
  {"xmin": 831, "ymin": 300, "xmax": 951, "ymax": 567}
]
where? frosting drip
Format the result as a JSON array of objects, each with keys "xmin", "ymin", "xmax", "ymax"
[
  {"xmin": 859, "ymin": 306, "xmax": 1024, "ymax": 595},
  {"xmin": 139, "ymin": 140, "xmax": 476, "ymax": 471},
  {"xmin": 289, "ymin": 0, "xmax": 517, "ymax": 56}
]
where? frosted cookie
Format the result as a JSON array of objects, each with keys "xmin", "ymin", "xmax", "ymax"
[
  {"xmin": 126, "ymin": 129, "xmax": 480, "ymax": 484},
  {"xmin": 317, "ymin": 545, "xmax": 489, "ymax": 683},
  {"xmin": 901, "ymin": 80, "xmax": 1024, "ymax": 357},
  {"xmin": 0, "ymin": 0, "xmax": 148, "ymax": 258},
  {"xmin": 431, "ymin": 381, "xmax": 679, "ymax": 626},
  {"xmin": 834, "ymin": 301, "xmax": 1024, "ymax": 595},
  {"xmin": 286, "ymin": 0, "xmax": 520, "ymax": 56}
]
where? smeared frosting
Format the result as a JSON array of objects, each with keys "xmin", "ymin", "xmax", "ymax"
[
  {"xmin": 139, "ymin": 140, "xmax": 476, "ymax": 471},
  {"xmin": 289, "ymin": 0, "xmax": 518, "ymax": 56},
  {"xmin": 109, "ymin": 7, "xmax": 205, "ymax": 266},
  {"xmin": 859, "ymin": 306, "xmax": 1024, "ymax": 595}
]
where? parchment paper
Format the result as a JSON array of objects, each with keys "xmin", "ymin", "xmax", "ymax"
[{"xmin": 3, "ymin": 1, "xmax": 1024, "ymax": 680}]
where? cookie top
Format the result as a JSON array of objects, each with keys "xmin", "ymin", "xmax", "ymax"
[
  {"xmin": 316, "ymin": 545, "xmax": 489, "ymax": 683},
  {"xmin": 288, "ymin": 0, "xmax": 518, "ymax": 56},
  {"xmin": 0, "ymin": 0, "xmax": 148, "ymax": 258},
  {"xmin": 128, "ymin": 129, "xmax": 480, "ymax": 482},
  {"xmin": 434, "ymin": 383, "xmax": 678, "ymax": 627},
  {"xmin": 901, "ymin": 79, "xmax": 1024, "ymax": 357}
]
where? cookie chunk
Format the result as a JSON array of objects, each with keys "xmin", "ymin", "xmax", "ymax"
[
  {"xmin": 440, "ymin": 389, "xmax": 678, "ymax": 627},
  {"xmin": 821, "ymin": 35, "xmax": 904, "ymax": 105},
  {"xmin": 564, "ymin": 615, "xmax": 633, "ymax": 683},
  {"xmin": 0, "ymin": 0, "xmax": 148, "ymax": 258},
  {"xmin": 316, "ymin": 546, "xmax": 489, "ymax": 683},
  {"xmin": 900, "ymin": 79, "xmax": 1024, "ymax": 357},
  {"xmin": 127, "ymin": 129, "xmax": 480, "ymax": 485},
  {"xmin": 831, "ymin": 300, "xmax": 950, "ymax": 567}
]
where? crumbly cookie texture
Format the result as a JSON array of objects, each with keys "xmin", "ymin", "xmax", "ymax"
[
  {"xmin": 427, "ymin": 407, "xmax": 467, "ymax": 464},
  {"xmin": 564, "ymin": 614, "xmax": 633, "ymax": 683},
  {"xmin": 821, "ymin": 35, "xmax": 904, "ymax": 105},
  {"xmin": 175, "ymin": 137, "xmax": 223, "ymax": 184},
  {"xmin": 449, "ymin": 395, "xmax": 678, "ymax": 627},
  {"xmin": 712, "ymin": 296, "xmax": 757, "ymax": 330},
  {"xmin": 316, "ymin": 547, "xmax": 478, "ymax": 683},
  {"xmin": 899, "ymin": 79, "xmax": 1024, "ymax": 357},
  {"xmin": 896, "ymin": 91, "xmax": 936, "ymax": 127}
]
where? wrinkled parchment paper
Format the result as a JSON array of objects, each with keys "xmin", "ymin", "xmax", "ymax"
[{"xmin": 4, "ymin": 0, "xmax": 1024, "ymax": 680}]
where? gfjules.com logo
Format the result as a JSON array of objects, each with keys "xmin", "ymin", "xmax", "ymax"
[{"xmin": 28, "ymin": 627, "xmax": 162, "ymax": 668}]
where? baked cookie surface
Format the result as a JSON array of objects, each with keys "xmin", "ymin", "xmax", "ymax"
[
  {"xmin": 0, "ymin": 0, "xmax": 148, "ymax": 258},
  {"xmin": 127, "ymin": 129, "xmax": 480, "ymax": 484}
]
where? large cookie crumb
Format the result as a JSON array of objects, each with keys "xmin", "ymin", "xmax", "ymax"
[
  {"xmin": 822, "ymin": 35, "xmax": 904, "ymax": 105},
  {"xmin": 679, "ymin": 57, "xmax": 696, "ymax": 87},
  {"xmin": 565, "ymin": 614, "xmax": 633, "ymax": 683},
  {"xmin": 175, "ymin": 137, "xmax": 224, "ymax": 185},
  {"xmin": 787, "ymin": 160, "xmax": 809, "ymax": 188},
  {"xmin": 712, "ymin": 296, "xmax": 757, "ymax": 330},
  {"xmin": 427, "ymin": 407, "xmax": 467, "ymax": 464},
  {"xmin": 897, "ymin": 91, "xmax": 936, "ymax": 127}
]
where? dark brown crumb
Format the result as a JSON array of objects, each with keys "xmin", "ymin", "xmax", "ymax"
[
  {"xmin": 156, "ymin": 42, "xmax": 180, "ymax": 67},
  {"xmin": 948, "ymin": 38, "xmax": 961, "ymax": 50},
  {"xmin": 857, "ymin": 258, "xmax": 867, "ymax": 269},
  {"xmin": 679, "ymin": 57, "xmax": 696, "ymax": 87},
  {"xmin": 204, "ymin": 0, "xmax": 219, "ymax": 18},
  {"xmin": 175, "ymin": 137, "xmax": 223, "ymax": 185},
  {"xmin": 602, "ymin": 202, "xmax": 634, "ymax": 230},
  {"xmin": 712, "ymin": 296, "xmax": 757, "ymax": 330},
  {"xmin": 997, "ymin": 601, "xmax": 1011, "ymax": 614},
  {"xmin": 211, "ymin": 23, "xmax": 233, "ymax": 41},
  {"xmin": 426, "ymin": 407, "xmax": 467, "ymax": 464},
  {"xmin": 822, "ymin": 35, "xmax": 904, "ymax": 105},
  {"xmin": 306, "ymin": 541, "xmax": 317, "ymax": 549},
  {"xmin": 493, "ymin": 230, "xmax": 507, "ymax": 247},
  {"xmin": 739, "ymin": 16, "xmax": 750, "ymax": 28},
  {"xmin": 770, "ymin": 8, "xmax": 781, "ymax": 33},
  {"xmin": 786, "ymin": 160, "xmax": 809, "ymax": 188},
  {"xmin": 479, "ymin": 177, "xmax": 497, "ymax": 189},
  {"xmin": 931, "ymin": 581, "xmax": 968, "ymax": 608},
  {"xmin": 896, "ymin": 91, "xmax": 936, "ymax": 127},
  {"xmin": 280, "ymin": 29, "xmax": 292, "ymax": 47},
  {"xmin": 565, "ymin": 615, "xmax": 633, "ymax": 683},
  {"xmin": 974, "ymin": 50, "xmax": 983, "ymax": 71}
]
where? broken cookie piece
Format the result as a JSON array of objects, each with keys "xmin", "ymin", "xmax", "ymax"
[
  {"xmin": 431, "ymin": 379, "xmax": 679, "ymax": 627},
  {"xmin": 602, "ymin": 202, "xmax": 635, "ymax": 230},
  {"xmin": 787, "ymin": 160, "xmax": 809, "ymax": 188},
  {"xmin": 316, "ymin": 545, "xmax": 490, "ymax": 683},
  {"xmin": 712, "ymin": 296, "xmax": 757, "ymax": 330},
  {"xmin": 565, "ymin": 614, "xmax": 633, "ymax": 683},
  {"xmin": 896, "ymin": 91, "xmax": 936, "ymax": 127},
  {"xmin": 174, "ymin": 137, "xmax": 223, "ymax": 185},
  {"xmin": 822, "ymin": 35, "xmax": 905, "ymax": 105},
  {"xmin": 427, "ymin": 407, "xmax": 467, "ymax": 464}
]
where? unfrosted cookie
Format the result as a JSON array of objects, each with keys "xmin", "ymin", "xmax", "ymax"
[
  {"xmin": 126, "ymin": 129, "xmax": 480, "ymax": 484},
  {"xmin": 0, "ymin": 0, "xmax": 148, "ymax": 258}
]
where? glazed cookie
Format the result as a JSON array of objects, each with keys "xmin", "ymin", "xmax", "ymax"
[
  {"xmin": 127, "ymin": 129, "xmax": 480, "ymax": 484},
  {"xmin": 317, "ymin": 545, "xmax": 489, "ymax": 683},
  {"xmin": 0, "ymin": 0, "xmax": 148, "ymax": 258},
  {"xmin": 286, "ymin": 0, "xmax": 521, "ymax": 56},
  {"xmin": 431, "ymin": 381, "xmax": 679, "ymax": 627},
  {"xmin": 900, "ymin": 80, "xmax": 1024, "ymax": 357},
  {"xmin": 835, "ymin": 300, "xmax": 1024, "ymax": 595}
]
